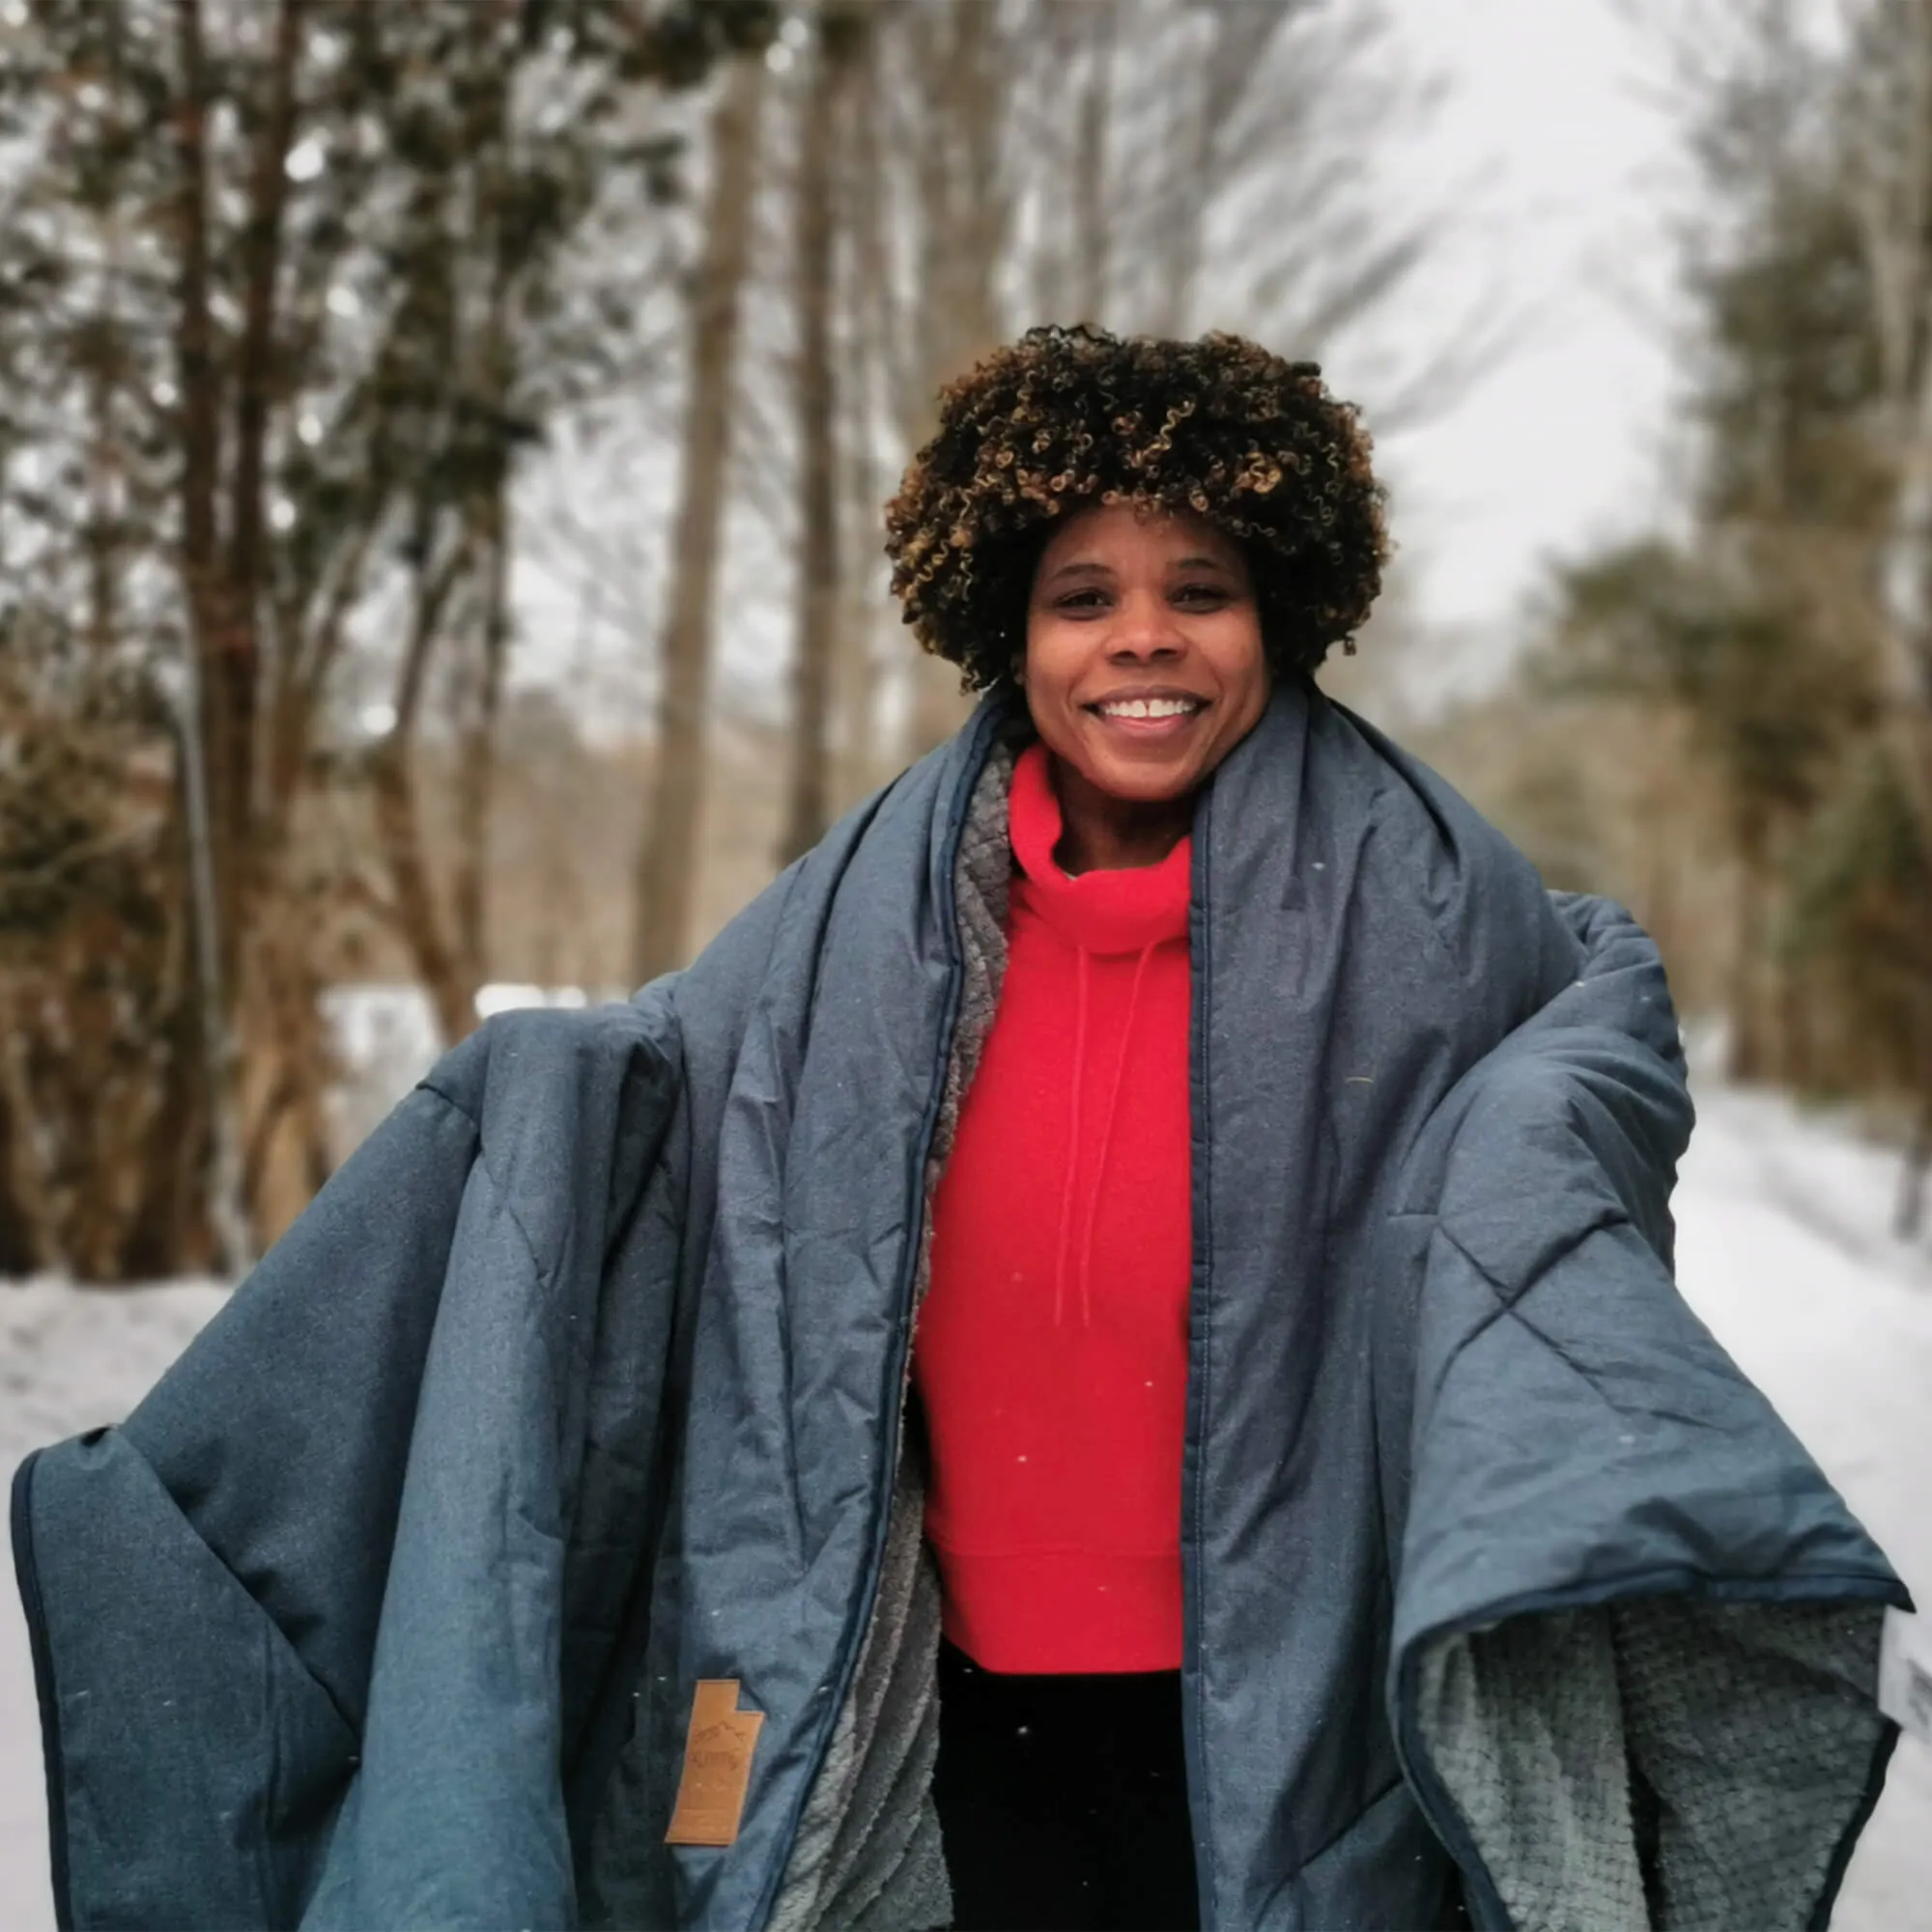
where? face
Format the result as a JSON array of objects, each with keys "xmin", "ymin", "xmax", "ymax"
[{"xmin": 1020, "ymin": 502, "xmax": 1270, "ymax": 804}]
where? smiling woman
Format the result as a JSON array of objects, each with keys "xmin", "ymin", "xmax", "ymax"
[
  {"xmin": 885, "ymin": 328, "xmax": 1402, "ymax": 1925},
  {"xmin": 13, "ymin": 325, "xmax": 1903, "ymax": 1932}
]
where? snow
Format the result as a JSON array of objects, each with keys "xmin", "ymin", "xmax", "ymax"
[
  {"xmin": 1670, "ymin": 1084, "xmax": 1932, "ymax": 1931},
  {"xmin": 1, "ymin": 1084, "xmax": 1928, "ymax": 1928},
  {"xmin": 320, "ymin": 980, "xmax": 609, "ymax": 1156}
]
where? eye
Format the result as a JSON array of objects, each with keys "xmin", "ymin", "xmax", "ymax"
[
  {"xmin": 1174, "ymin": 582, "xmax": 1231, "ymax": 606},
  {"xmin": 1057, "ymin": 588, "xmax": 1109, "ymax": 611}
]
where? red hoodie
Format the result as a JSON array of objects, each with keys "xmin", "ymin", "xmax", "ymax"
[{"xmin": 911, "ymin": 742, "xmax": 1193, "ymax": 1674}]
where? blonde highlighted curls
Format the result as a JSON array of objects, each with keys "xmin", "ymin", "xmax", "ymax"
[{"xmin": 883, "ymin": 325, "xmax": 1389, "ymax": 690}]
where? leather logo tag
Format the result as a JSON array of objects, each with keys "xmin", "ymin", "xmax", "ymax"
[{"xmin": 665, "ymin": 1678, "xmax": 765, "ymax": 1847}]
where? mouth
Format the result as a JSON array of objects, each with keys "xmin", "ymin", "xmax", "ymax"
[{"xmin": 1083, "ymin": 689, "xmax": 1210, "ymax": 741}]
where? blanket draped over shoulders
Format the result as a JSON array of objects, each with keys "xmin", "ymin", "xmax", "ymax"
[{"xmin": 13, "ymin": 683, "xmax": 1909, "ymax": 1931}]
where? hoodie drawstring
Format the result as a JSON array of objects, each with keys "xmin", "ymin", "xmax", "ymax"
[
  {"xmin": 1055, "ymin": 941, "xmax": 1157, "ymax": 1329},
  {"xmin": 1052, "ymin": 952, "xmax": 1093, "ymax": 1327},
  {"xmin": 1075, "ymin": 942, "xmax": 1155, "ymax": 1328}
]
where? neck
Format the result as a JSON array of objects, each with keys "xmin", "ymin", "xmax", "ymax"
[{"xmin": 1047, "ymin": 753, "xmax": 1194, "ymax": 875}]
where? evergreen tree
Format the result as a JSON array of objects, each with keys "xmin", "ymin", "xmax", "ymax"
[{"xmin": 0, "ymin": 0, "xmax": 773, "ymax": 1274}]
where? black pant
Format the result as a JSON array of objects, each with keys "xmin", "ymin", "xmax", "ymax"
[{"xmin": 932, "ymin": 1636, "xmax": 1201, "ymax": 1932}]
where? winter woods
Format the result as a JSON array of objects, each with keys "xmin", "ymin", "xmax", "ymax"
[
  {"xmin": 4, "ymin": 0, "xmax": 1927, "ymax": 1277},
  {"xmin": 1420, "ymin": 0, "xmax": 1932, "ymax": 1229},
  {"xmin": 0, "ymin": 0, "xmax": 778, "ymax": 1271},
  {"xmin": 0, "ymin": 0, "xmax": 1450, "ymax": 1278}
]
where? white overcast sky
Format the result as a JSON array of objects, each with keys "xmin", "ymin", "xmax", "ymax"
[{"xmin": 1352, "ymin": 0, "xmax": 1689, "ymax": 656}]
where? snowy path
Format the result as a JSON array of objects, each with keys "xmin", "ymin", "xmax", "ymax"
[
  {"xmin": 1669, "ymin": 1086, "xmax": 1932, "ymax": 1930},
  {"xmin": 1, "ymin": 1085, "xmax": 1928, "ymax": 1929}
]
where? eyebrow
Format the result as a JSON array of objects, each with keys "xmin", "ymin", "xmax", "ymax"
[{"xmin": 1040, "ymin": 553, "xmax": 1236, "ymax": 585}]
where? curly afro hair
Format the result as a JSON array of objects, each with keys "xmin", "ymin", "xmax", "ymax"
[{"xmin": 883, "ymin": 325, "xmax": 1389, "ymax": 691}]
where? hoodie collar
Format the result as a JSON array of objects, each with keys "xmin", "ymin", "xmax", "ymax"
[{"xmin": 1008, "ymin": 743, "xmax": 1192, "ymax": 956}]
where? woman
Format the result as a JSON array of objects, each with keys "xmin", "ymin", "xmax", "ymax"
[
  {"xmin": 14, "ymin": 327, "xmax": 1906, "ymax": 1932},
  {"xmin": 892, "ymin": 334, "xmax": 1356, "ymax": 1929}
]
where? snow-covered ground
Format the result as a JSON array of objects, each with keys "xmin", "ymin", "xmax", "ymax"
[
  {"xmin": 1670, "ymin": 1085, "xmax": 1932, "ymax": 1930},
  {"xmin": 1, "ymin": 1080, "xmax": 1928, "ymax": 1929}
]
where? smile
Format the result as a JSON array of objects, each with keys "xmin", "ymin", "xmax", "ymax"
[{"xmin": 1088, "ymin": 696, "xmax": 1207, "ymax": 721}]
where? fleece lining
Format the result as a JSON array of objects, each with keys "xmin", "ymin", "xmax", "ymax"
[{"xmin": 1415, "ymin": 1595, "xmax": 1885, "ymax": 1931}]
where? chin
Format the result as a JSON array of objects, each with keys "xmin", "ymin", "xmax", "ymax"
[{"xmin": 1082, "ymin": 752, "xmax": 1200, "ymax": 803}]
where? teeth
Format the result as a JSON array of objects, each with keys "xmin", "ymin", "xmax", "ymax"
[{"xmin": 1098, "ymin": 697, "xmax": 1199, "ymax": 719}]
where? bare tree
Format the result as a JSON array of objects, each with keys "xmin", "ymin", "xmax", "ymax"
[
  {"xmin": 780, "ymin": 6, "xmax": 869, "ymax": 864},
  {"xmin": 889, "ymin": 0, "xmax": 1018, "ymax": 759},
  {"xmin": 632, "ymin": 54, "xmax": 769, "ymax": 980},
  {"xmin": 823, "ymin": 0, "xmax": 1464, "ymax": 767},
  {"xmin": 830, "ymin": 31, "xmax": 902, "ymax": 808}
]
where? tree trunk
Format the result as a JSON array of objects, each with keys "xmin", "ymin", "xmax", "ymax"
[
  {"xmin": 833, "ymin": 41, "xmax": 893, "ymax": 810},
  {"xmin": 120, "ymin": 991, "xmax": 214, "ymax": 1279},
  {"xmin": 1897, "ymin": 1093, "xmax": 1932, "ymax": 1240},
  {"xmin": 0, "ymin": 1081, "xmax": 41, "ymax": 1275},
  {"xmin": 631, "ymin": 56, "xmax": 766, "ymax": 980},
  {"xmin": 168, "ymin": 0, "xmax": 304, "ymax": 1272},
  {"xmin": 1727, "ymin": 824, "xmax": 1776, "ymax": 1084},
  {"xmin": 229, "ymin": 0, "xmax": 304, "ymax": 847},
  {"xmin": 372, "ymin": 529, "xmax": 479, "ymax": 1047},
  {"xmin": 895, "ymin": 1, "xmax": 1008, "ymax": 763},
  {"xmin": 239, "ymin": 916, "xmax": 337, "ymax": 1245},
  {"xmin": 454, "ymin": 512, "xmax": 510, "ymax": 986},
  {"xmin": 171, "ymin": 0, "xmax": 231, "ymax": 934},
  {"xmin": 1071, "ymin": 5, "xmax": 1115, "ymax": 326},
  {"xmin": 1899, "ymin": 970, "xmax": 1932, "ymax": 1239},
  {"xmin": 168, "ymin": 0, "xmax": 255, "ymax": 1276},
  {"xmin": 780, "ymin": 13, "xmax": 850, "ymax": 867}
]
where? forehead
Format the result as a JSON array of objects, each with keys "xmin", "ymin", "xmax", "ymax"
[{"xmin": 1036, "ymin": 501, "xmax": 1244, "ymax": 573}]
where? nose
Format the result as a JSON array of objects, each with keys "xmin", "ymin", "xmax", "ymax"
[{"xmin": 1107, "ymin": 586, "xmax": 1184, "ymax": 660}]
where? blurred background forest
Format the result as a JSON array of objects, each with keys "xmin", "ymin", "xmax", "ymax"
[{"xmin": 1, "ymin": 0, "xmax": 1928, "ymax": 1280}]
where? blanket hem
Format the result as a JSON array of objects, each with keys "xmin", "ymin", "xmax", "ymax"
[
  {"xmin": 11, "ymin": 1448, "xmax": 72, "ymax": 1932},
  {"xmin": 1808, "ymin": 1721, "xmax": 1900, "ymax": 1932}
]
